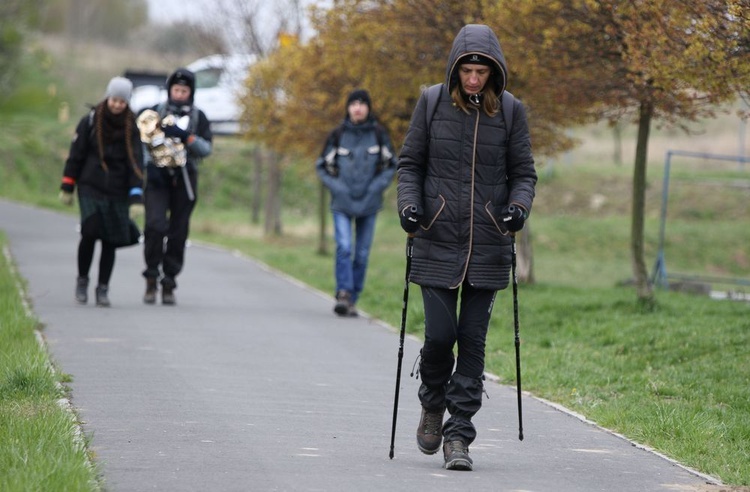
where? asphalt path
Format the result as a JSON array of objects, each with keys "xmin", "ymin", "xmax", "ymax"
[{"xmin": 1, "ymin": 199, "xmax": 723, "ymax": 492}]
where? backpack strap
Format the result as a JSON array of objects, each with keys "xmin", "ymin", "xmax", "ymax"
[
  {"xmin": 424, "ymin": 83, "xmax": 443, "ymax": 137},
  {"xmin": 190, "ymin": 106, "xmax": 199, "ymax": 134},
  {"xmin": 502, "ymin": 90, "xmax": 517, "ymax": 146},
  {"xmin": 322, "ymin": 124, "xmax": 345, "ymax": 176},
  {"xmin": 87, "ymin": 108, "xmax": 96, "ymax": 141},
  {"xmin": 373, "ymin": 122, "xmax": 394, "ymax": 172},
  {"xmin": 330, "ymin": 124, "xmax": 345, "ymax": 150}
]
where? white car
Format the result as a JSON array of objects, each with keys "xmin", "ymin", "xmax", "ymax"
[{"xmin": 128, "ymin": 54, "xmax": 256, "ymax": 135}]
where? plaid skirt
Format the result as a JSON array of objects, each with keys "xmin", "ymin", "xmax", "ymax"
[{"xmin": 79, "ymin": 194, "xmax": 140, "ymax": 247}]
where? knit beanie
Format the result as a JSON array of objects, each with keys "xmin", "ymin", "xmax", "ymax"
[
  {"xmin": 458, "ymin": 53, "xmax": 493, "ymax": 66},
  {"xmin": 105, "ymin": 76, "xmax": 133, "ymax": 103},
  {"xmin": 346, "ymin": 89, "xmax": 371, "ymax": 108}
]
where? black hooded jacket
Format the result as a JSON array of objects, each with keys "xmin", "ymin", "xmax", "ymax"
[{"xmin": 397, "ymin": 24, "xmax": 537, "ymax": 290}]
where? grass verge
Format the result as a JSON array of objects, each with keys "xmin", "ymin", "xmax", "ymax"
[{"xmin": 0, "ymin": 234, "xmax": 100, "ymax": 491}]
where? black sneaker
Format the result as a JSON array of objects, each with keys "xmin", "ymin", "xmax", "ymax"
[
  {"xmin": 75, "ymin": 276, "xmax": 89, "ymax": 304},
  {"xmin": 416, "ymin": 407, "xmax": 444, "ymax": 455},
  {"xmin": 443, "ymin": 440, "xmax": 473, "ymax": 471},
  {"xmin": 334, "ymin": 290, "xmax": 351, "ymax": 316},
  {"xmin": 95, "ymin": 284, "xmax": 110, "ymax": 307}
]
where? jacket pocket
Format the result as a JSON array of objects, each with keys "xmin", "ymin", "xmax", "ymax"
[
  {"xmin": 422, "ymin": 194, "xmax": 446, "ymax": 231},
  {"xmin": 484, "ymin": 201, "xmax": 511, "ymax": 236}
]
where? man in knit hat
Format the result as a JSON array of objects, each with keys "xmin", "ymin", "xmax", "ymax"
[
  {"xmin": 315, "ymin": 89, "xmax": 397, "ymax": 316},
  {"xmin": 140, "ymin": 67, "xmax": 213, "ymax": 305}
]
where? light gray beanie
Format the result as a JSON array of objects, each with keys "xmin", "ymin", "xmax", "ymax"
[{"xmin": 105, "ymin": 76, "xmax": 133, "ymax": 103}]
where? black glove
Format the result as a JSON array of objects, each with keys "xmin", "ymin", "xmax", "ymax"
[
  {"xmin": 400, "ymin": 205, "xmax": 423, "ymax": 234},
  {"xmin": 499, "ymin": 204, "xmax": 527, "ymax": 232},
  {"xmin": 163, "ymin": 124, "xmax": 190, "ymax": 142}
]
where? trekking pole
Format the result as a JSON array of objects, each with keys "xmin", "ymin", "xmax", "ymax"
[
  {"xmin": 510, "ymin": 232, "xmax": 524, "ymax": 441},
  {"xmin": 389, "ymin": 232, "xmax": 414, "ymax": 459}
]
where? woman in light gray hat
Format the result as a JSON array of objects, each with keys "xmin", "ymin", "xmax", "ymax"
[{"xmin": 59, "ymin": 76, "xmax": 145, "ymax": 307}]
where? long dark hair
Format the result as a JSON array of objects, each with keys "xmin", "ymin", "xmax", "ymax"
[
  {"xmin": 94, "ymin": 101, "xmax": 143, "ymax": 180},
  {"xmin": 451, "ymin": 81, "xmax": 500, "ymax": 117}
]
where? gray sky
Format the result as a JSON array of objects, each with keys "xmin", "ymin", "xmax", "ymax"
[
  {"xmin": 145, "ymin": 0, "xmax": 327, "ymax": 50},
  {"xmin": 145, "ymin": 0, "xmax": 328, "ymax": 24},
  {"xmin": 146, "ymin": 0, "xmax": 203, "ymax": 23}
]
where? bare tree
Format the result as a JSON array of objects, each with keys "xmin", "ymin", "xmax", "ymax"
[
  {"xmin": 196, "ymin": 0, "xmax": 307, "ymax": 237},
  {"xmin": 195, "ymin": 0, "xmax": 305, "ymax": 56}
]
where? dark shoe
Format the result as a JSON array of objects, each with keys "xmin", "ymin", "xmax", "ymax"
[
  {"xmin": 443, "ymin": 440, "xmax": 473, "ymax": 471},
  {"xmin": 75, "ymin": 276, "xmax": 89, "ymax": 304},
  {"xmin": 161, "ymin": 277, "xmax": 176, "ymax": 305},
  {"xmin": 416, "ymin": 407, "xmax": 444, "ymax": 455},
  {"xmin": 143, "ymin": 278, "xmax": 158, "ymax": 305},
  {"xmin": 161, "ymin": 286, "xmax": 175, "ymax": 305},
  {"xmin": 334, "ymin": 290, "xmax": 351, "ymax": 316},
  {"xmin": 95, "ymin": 284, "xmax": 110, "ymax": 307},
  {"xmin": 347, "ymin": 304, "xmax": 359, "ymax": 317}
]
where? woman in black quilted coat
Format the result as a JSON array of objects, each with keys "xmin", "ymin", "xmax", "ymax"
[
  {"xmin": 397, "ymin": 24, "xmax": 537, "ymax": 471},
  {"xmin": 59, "ymin": 76, "xmax": 144, "ymax": 307}
]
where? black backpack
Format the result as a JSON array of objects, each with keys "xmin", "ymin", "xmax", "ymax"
[{"xmin": 423, "ymin": 83, "xmax": 517, "ymax": 145}]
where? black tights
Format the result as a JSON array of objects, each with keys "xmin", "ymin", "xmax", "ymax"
[
  {"xmin": 420, "ymin": 283, "xmax": 496, "ymax": 380},
  {"xmin": 78, "ymin": 235, "xmax": 116, "ymax": 285}
]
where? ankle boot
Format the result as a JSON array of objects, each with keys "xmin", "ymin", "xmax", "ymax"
[
  {"xmin": 161, "ymin": 277, "xmax": 176, "ymax": 305},
  {"xmin": 95, "ymin": 284, "xmax": 110, "ymax": 307},
  {"xmin": 443, "ymin": 440, "xmax": 472, "ymax": 471},
  {"xmin": 334, "ymin": 290, "xmax": 351, "ymax": 316},
  {"xmin": 143, "ymin": 278, "xmax": 158, "ymax": 304},
  {"xmin": 416, "ymin": 406, "xmax": 444, "ymax": 455},
  {"xmin": 75, "ymin": 276, "xmax": 89, "ymax": 304}
]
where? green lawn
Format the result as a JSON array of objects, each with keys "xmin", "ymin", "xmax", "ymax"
[{"xmin": 0, "ymin": 234, "xmax": 101, "ymax": 491}]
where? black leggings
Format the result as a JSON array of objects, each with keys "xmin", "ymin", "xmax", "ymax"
[
  {"xmin": 78, "ymin": 235, "xmax": 116, "ymax": 285},
  {"xmin": 420, "ymin": 282, "xmax": 496, "ymax": 380},
  {"xmin": 418, "ymin": 282, "xmax": 496, "ymax": 444}
]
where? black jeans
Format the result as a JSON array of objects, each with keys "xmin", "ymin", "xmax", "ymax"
[
  {"xmin": 418, "ymin": 281, "xmax": 496, "ymax": 445},
  {"xmin": 143, "ymin": 170, "xmax": 197, "ymax": 285}
]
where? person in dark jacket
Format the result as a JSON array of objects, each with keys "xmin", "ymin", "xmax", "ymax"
[
  {"xmin": 397, "ymin": 24, "xmax": 537, "ymax": 471},
  {"xmin": 140, "ymin": 67, "xmax": 212, "ymax": 305},
  {"xmin": 60, "ymin": 76, "xmax": 145, "ymax": 307},
  {"xmin": 315, "ymin": 89, "xmax": 397, "ymax": 316}
]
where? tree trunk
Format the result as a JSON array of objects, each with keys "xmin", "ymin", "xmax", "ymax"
[
  {"xmin": 317, "ymin": 183, "xmax": 328, "ymax": 255},
  {"xmin": 613, "ymin": 121, "xmax": 623, "ymax": 166},
  {"xmin": 516, "ymin": 223, "xmax": 534, "ymax": 284},
  {"xmin": 631, "ymin": 101, "xmax": 654, "ymax": 305},
  {"xmin": 251, "ymin": 146, "xmax": 263, "ymax": 224},
  {"xmin": 263, "ymin": 151, "xmax": 283, "ymax": 236}
]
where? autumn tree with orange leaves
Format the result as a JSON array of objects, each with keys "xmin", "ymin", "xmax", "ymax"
[
  {"xmin": 489, "ymin": 0, "xmax": 750, "ymax": 304},
  {"xmin": 242, "ymin": 0, "xmax": 579, "ymax": 264},
  {"xmin": 242, "ymin": 0, "xmax": 749, "ymax": 297}
]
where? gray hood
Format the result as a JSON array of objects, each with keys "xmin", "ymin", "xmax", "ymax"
[{"xmin": 445, "ymin": 24, "xmax": 508, "ymax": 96}]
